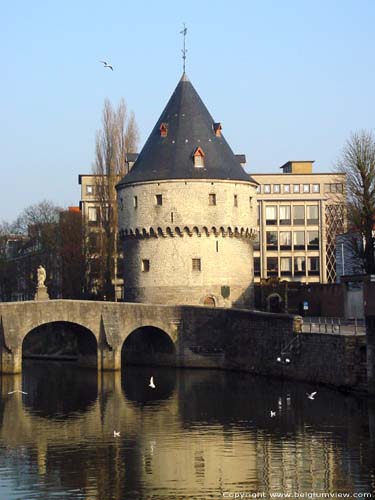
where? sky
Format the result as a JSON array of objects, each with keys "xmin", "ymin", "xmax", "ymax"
[{"xmin": 1, "ymin": 0, "xmax": 375, "ymax": 222}]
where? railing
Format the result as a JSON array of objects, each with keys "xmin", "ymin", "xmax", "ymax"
[{"xmin": 301, "ymin": 317, "xmax": 366, "ymax": 335}]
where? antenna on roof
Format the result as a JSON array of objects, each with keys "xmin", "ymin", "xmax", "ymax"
[{"xmin": 180, "ymin": 23, "xmax": 187, "ymax": 73}]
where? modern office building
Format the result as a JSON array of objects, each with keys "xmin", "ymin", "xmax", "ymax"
[{"xmin": 252, "ymin": 161, "xmax": 346, "ymax": 284}]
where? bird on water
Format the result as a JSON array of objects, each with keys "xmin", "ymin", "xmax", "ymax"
[{"xmin": 149, "ymin": 376, "xmax": 156, "ymax": 389}]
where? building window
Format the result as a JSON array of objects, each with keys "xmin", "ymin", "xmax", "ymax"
[
  {"xmin": 273, "ymin": 184, "xmax": 280, "ymax": 193},
  {"xmin": 283, "ymin": 184, "xmax": 291, "ymax": 193},
  {"xmin": 86, "ymin": 185, "xmax": 94, "ymax": 195},
  {"xmin": 265, "ymin": 206, "xmax": 277, "ymax": 225},
  {"xmin": 159, "ymin": 122, "xmax": 168, "ymax": 137},
  {"xmin": 209, "ymin": 193, "xmax": 216, "ymax": 206},
  {"xmin": 266, "ymin": 231, "xmax": 278, "ymax": 250},
  {"xmin": 280, "ymin": 257, "xmax": 292, "ymax": 275},
  {"xmin": 303, "ymin": 184, "xmax": 310, "ymax": 193},
  {"xmin": 293, "ymin": 184, "xmax": 300, "ymax": 193},
  {"xmin": 264, "ymin": 184, "xmax": 271, "ymax": 194},
  {"xmin": 308, "ymin": 256, "xmax": 320, "ymax": 275},
  {"xmin": 293, "ymin": 205, "xmax": 305, "ymax": 225},
  {"xmin": 307, "ymin": 205, "xmax": 319, "ymax": 224},
  {"xmin": 293, "ymin": 231, "xmax": 305, "ymax": 250},
  {"xmin": 142, "ymin": 259, "xmax": 150, "ymax": 272},
  {"xmin": 312, "ymin": 184, "xmax": 320, "ymax": 193},
  {"xmin": 216, "ymin": 240, "xmax": 219, "ymax": 252},
  {"xmin": 192, "ymin": 258, "xmax": 201, "ymax": 271},
  {"xmin": 279, "ymin": 205, "xmax": 291, "ymax": 225},
  {"xmin": 294, "ymin": 256, "xmax": 306, "ymax": 275},
  {"xmin": 256, "ymin": 185, "xmax": 261, "ymax": 193},
  {"xmin": 234, "ymin": 194, "xmax": 238, "ymax": 207},
  {"xmin": 307, "ymin": 231, "xmax": 319, "ymax": 249},
  {"xmin": 171, "ymin": 212, "xmax": 174, "ymax": 223},
  {"xmin": 133, "ymin": 196, "xmax": 138, "ymax": 208},
  {"xmin": 88, "ymin": 207, "xmax": 98, "ymax": 222},
  {"xmin": 280, "ymin": 231, "xmax": 291, "ymax": 250},
  {"xmin": 254, "ymin": 257, "xmax": 260, "ymax": 276},
  {"xmin": 249, "ymin": 196, "xmax": 253, "ymax": 207},
  {"xmin": 257, "ymin": 204, "xmax": 260, "ymax": 225},
  {"xmin": 267, "ymin": 257, "xmax": 278, "ymax": 276},
  {"xmin": 335, "ymin": 183, "xmax": 343, "ymax": 193},
  {"xmin": 193, "ymin": 147, "xmax": 206, "ymax": 168},
  {"xmin": 253, "ymin": 232, "xmax": 260, "ymax": 251},
  {"xmin": 155, "ymin": 194, "xmax": 163, "ymax": 206}
]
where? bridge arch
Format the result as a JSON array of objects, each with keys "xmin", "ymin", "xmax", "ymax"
[
  {"xmin": 22, "ymin": 321, "xmax": 98, "ymax": 368},
  {"xmin": 121, "ymin": 325, "xmax": 176, "ymax": 367}
]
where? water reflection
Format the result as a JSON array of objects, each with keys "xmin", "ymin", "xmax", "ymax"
[{"xmin": 0, "ymin": 363, "xmax": 373, "ymax": 500}]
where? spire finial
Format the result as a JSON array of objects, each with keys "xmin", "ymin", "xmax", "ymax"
[{"xmin": 180, "ymin": 23, "xmax": 187, "ymax": 73}]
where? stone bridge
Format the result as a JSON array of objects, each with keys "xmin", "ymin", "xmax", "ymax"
[{"xmin": 0, "ymin": 300, "xmax": 295, "ymax": 375}]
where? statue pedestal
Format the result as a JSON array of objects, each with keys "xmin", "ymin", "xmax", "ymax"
[{"xmin": 34, "ymin": 286, "xmax": 50, "ymax": 301}]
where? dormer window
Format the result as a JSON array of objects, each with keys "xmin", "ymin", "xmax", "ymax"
[
  {"xmin": 193, "ymin": 147, "xmax": 205, "ymax": 168},
  {"xmin": 213, "ymin": 122, "xmax": 222, "ymax": 137},
  {"xmin": 159, "ymin": 122, "xmax": 168, "ymax": 137}
]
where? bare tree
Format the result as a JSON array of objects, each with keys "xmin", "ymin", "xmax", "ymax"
[
  {"xmin": 337, "ymin": 130, "xmax": 375, "ymax": 274},
  {"xmin": 90, "ymin": 98, "xmax": 139, "ymax": 299}
]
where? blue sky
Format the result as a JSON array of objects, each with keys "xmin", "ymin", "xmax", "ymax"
[{"xmin": 1, "ymin": 0, "xmax": 375, "ymax": 222}]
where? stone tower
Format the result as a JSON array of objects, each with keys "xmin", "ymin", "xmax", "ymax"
[{"xmin": 116, "ymin": 73, "xmax": 258, "ymax": 308}]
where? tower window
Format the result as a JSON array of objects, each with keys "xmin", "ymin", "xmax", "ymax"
[
  {"xmin": 159, "ymin": 122, "xmax": 168, "ymax": 137},
  {"xmin": 234, "ymin": 194, "xmax": 238, "ymax": 207},
  {"xmin": 155, "ymin": 194, "xmax": 163, "ymax": 206},
  {"xmin": 213, "ymin": 122, "xmax": 222, "ymax": 137},
  {"xmin": 142, "ymin": 259, "xmax": 150, "ymax": 272},
  {"xmin": 133, "ymin": 196, "xmax": 138, "ymax": 208},
  {"xmin": 171, "ymin": 212, "xmax": 174, "ymax": 223},
  {"xmin": 192, "ymin": 258, "xmax": 201, "ymax": 271},
  {"xmin": 209, "ymin": 193, "xmax": 216, "ymax": 206},
  {"xmin": 193, "ymin": 146, "xmax": 205, "ymax": 168},
  {"xmin": 216, "ymin": 240, "xmax": 219, "ymax": 252}
]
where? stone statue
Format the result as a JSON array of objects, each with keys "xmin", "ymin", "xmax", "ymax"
[{"xmin": 37, "ymin": 265, "xmax": 46, "ymax": 287}]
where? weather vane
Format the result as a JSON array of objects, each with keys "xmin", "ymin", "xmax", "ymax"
[{"xmin": 180, "ymin": 23, "xmax": 187, "ymax": 73}]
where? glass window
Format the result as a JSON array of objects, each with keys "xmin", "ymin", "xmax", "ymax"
[
  {"xmin": 336, "ymin": 183, "xmax": 343, "ymax": 193},
  {"xmin": 254, "ymin": 257, "xmax": 260, "ymax": 275},
  {"xmin": 264, "ymin": 184, "xmax": 271, "ymax": 193},
  {"xmin": 253, "ymin": 232, "xmax": 260, "ymax": 251},
  {"xmin": 303, "ymin": 184, "xmax": 310, "ymax": 193},
  {"xmin": 194, "ymin": 155, "xmax": 204, "ymax": 168},
  {"xmin": 307, "ymin": 231, "xmax": 319, "ymax": 248},
  {"xmin": 283, "ymin": 184, "xmax": 291, "ymax": 193},
  {"xmin": 280, "ymin": 231, "xmax": 291, "ymax": 248},
  {"xmin": 273, "ymin": 184, "xmax": 280, "ymax": 193},
  {"xmin": 86, "ymin": 185, "xmax": 94, "ymax": 195},
  {"xmin": 324, "ymin": 183, "xmax": 331, "ymax": 193},
  {"xmin": 192, "ymin": 258, "xmax": 201, "ymax": 271},
  {"xmin": 293, "ymin": 206, "xmax": 305, "ymax": 225},
  {"xmin": 294, "ymin": 256, "xmax": 306, "ymax": 274},
  {"xmin": 266, "ymin": 231, "xmax": 278, "ymax": 250},
  {"xmin": 308, "ymin": 256, "xmax": 320, "ymax": 274},
  {"xmin": 142, "ymin": 259, "xmax": 150, "ymax": 272},
  {"xmin": 307, "ymin": 205, "xmax": 319, "ymax": 224},
  {"xmin": 88, "ymin": 207, "xmax": 98, "ymax": 222},
  {"xmin": 209, "ymin": 193, "xmax": 216, "ymax": 206},
  {"xmin": 265, "ymin": 206, "xmax": 277, "ymax": 225},
  {"xmin": 293, "ymin": 231, "xmax": 305, "ymax": 249},
  {"xmin": 156, "ymin": 194, "xmax": 163, "ymax": 206},
  {"xmin": 312, "ymin": 184, "xmax": 320, "ymax": 193},
  {"xmin": 280, "ymin": 257, "xmax": 292, "ymax": 274},
  {"xmin": 279, "ymin": 205, "xmax": 291, "ymax": 225},
  {"xmin": 267, "ymin": 257, "xmax": 278, "ymax": 275},
  {"xmin": 256, "ymin": 185, "xmax": 261, "ymax": 193},
  {"xmin": 293, "ymin": 184, "xmax": 300, "ymax": 193},
  {"xmin": 257, "ymin": 204, "xmax": 260, "ymax": 225}
]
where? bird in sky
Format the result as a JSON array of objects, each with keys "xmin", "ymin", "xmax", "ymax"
[
  {"xmin": 100, "ymin": 60, "xmax": 113, "ymax": 71},
  {"xmin": 149, "ymin": 376, "xmax": 156, "ymax": 389},
  {"xmin": 307, "ymin": 391, "xmax": 317, "ymax": 400},
  {"xmin": 113, "ymin": 430, "xmax": 120, "ymax": 437},
  {"xmin": 270, "ymin": 411, "xmax": 276, "ymax": 417},
  {"xmin": 8, "ymin": 390, "xmax": 27, "ymax": 395}
]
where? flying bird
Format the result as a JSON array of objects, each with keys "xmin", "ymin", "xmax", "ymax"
[
  {"xmin": 113, "ymin": 430, "xmax": 120, "ymax": 437},
  {"xmin": 149, "ymin": 376, "xmax": 156, "ymax": 389},
  {"xmin": 100, "ymin": 60, "xmax": 113, "ymax": 71},
  {"xmin": 270, "ymin": 411, "xmax": 276, "ymax": 417},
  {"xmin": 307, "ymin": 391, "xmax": 317, "ymax": 400},
  {"xmin": 8, "ymin": 390, "xmax": 27, "ymax": 395}
]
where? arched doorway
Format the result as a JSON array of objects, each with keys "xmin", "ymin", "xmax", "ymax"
[
  {"xmin": 22, "ymin": 321, "xmax": 98, "ymax": 368},
  {"xmin": 267, "ymin": 293, "xmax": 282, "ymax": 313},
  {"xmin": 203, "ymin": 296, "xmax": 216, "ymax": 307},
  {"xmin": 122, "ymin": 326, "xmax": 176, "ymax": 367}
]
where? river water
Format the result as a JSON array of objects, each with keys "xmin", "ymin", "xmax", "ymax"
[{"xmin": 0, "ymin": 361, "xmax": 374, "ymax": 500}]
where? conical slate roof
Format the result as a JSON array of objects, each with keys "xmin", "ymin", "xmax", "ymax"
[{"xmin": 117, "ymin": 73, "xmax": 255, "ymax": 187}]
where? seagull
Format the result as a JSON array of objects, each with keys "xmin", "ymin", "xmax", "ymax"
[
  {"xmin": 8, "ymin": 390, "xmax": 27, "ymax": 395},
  {"xmin": 113, "ymin": 430, "xmax": 120, "ymax": 437},
  {"xmin": 285, "ymin": 358, "xmax": 291, "ymax": 364},
  {"xmin": 149, "ymin": 376, "xmax": 156, "ymax": 389},
  {"xmin": 276, "ymin": 357, "xmax": 282, "ymax": 362},
  {"xmin": 270, "ymin": 411, "xmax": 276, "ymax": 417},
  {"xmin": 307, "ymin": 391, "xmax": 317, "ymax": 400},
  {"xmin": 100, "ymin": 60, "xmax": 113, "ymax": 71}
]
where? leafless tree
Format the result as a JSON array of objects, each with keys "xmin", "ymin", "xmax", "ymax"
[
  {"xmin": 90, "ymin": 98, "xmax": 140, "ymax": 299},
  {"xmin": 337, "ymin": 130, "xmax": 375, "ymax": 274}
]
